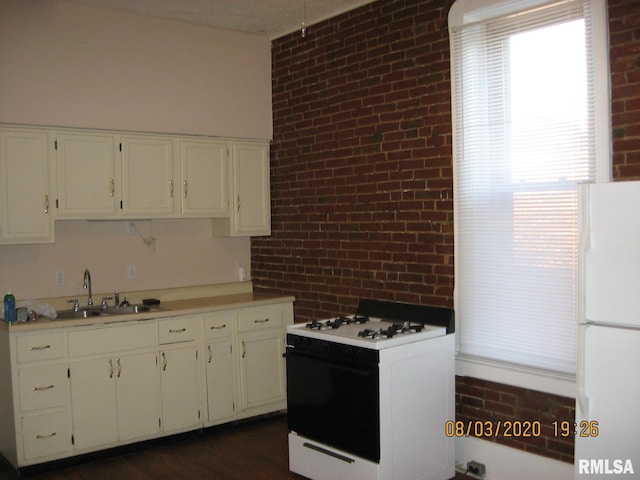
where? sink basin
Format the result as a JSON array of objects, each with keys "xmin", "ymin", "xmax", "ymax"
[
  {"xmin": 56, "ymin": 309, "xmax": 103, "ymax": 320},
  {"xmin": 54, "ymin": 304, "xmax": 161, "ymax": 320},
  {"xmin": 100, "ymin": 305, "xmax": 155, "ymax": 315}
]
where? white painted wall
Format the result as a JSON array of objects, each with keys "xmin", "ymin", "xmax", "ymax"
[
  {"xmin": 0, "ymin": 0, "xmax": 270, "ymax": 301},
  {"xmin": 0, "ymin": 219, "xmax": 251, "ymax": 301},
  {"xmin": 456, "ymin": 437, "xmax": 573, "ymax": 480},
  {"xmin": 0, "ymin": 0, "xmax": 272, "ymax": 139}
]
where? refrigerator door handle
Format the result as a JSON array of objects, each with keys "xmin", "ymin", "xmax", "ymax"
[{"xmin": 577, "ymin": 387, "xmax": 590, "ymax": 422}]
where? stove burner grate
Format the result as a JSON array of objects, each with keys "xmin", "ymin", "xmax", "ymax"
[
  {"xmin": 357, "ymin": 322, "xmax": 424, "ymax": 339},
  {"xmin": 305, "ymin": 314, "xmax": 369, "ymax": 331}
]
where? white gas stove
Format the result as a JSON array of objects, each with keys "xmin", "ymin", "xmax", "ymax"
[
  {"xmin": 286, "ymin": 299, "xmax": 455, "ymax": 480},
  {"xmin": 287, "ymin": 315, "xmax": 447, "ymax": 349}
]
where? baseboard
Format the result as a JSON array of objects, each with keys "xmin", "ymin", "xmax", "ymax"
[{"xmin": 455, "ymin": 436, "xmax": 573, "ymax": 480}]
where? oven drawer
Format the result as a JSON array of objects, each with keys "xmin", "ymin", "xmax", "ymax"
[{"xmin": 289, "ymin": 433, "xmax": 379, "ymax": 480}]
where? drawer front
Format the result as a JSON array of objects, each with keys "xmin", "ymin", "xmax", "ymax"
[
  {"xmin": 204, "ymin": 312, "xmax": 233, "ymax": 340},
  {"xmin": 68, "ymin": 322, "xmax": 156, "ymax": 357},
  {"xmin": 22, "ymin": 411, "xmax": 71, "ymax": 461},
  {"xmin": 159, "ymin": 316, "xmax": 199, "ymax": 344},
  {"xmin": 19, "ymin": 365, "xmax": 69, "ymax": 412},
  {"xmin": 237, "ymin": 305, "xmax": 283, "ymax": 332},
  {"xmin": 16, "ymin": 333, "xmax": 66, "ymax": 364}
]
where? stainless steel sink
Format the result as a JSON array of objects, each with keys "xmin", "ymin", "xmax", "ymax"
[
  {"xmin": 56, "ymin": 309, "xmax": 103, "ymax": 320},
  {"xmin": 55, "ymin": 304, "xmax": 161, "ymax": 320},
  {"xmin": 100, "ymin": 305, "xmax": 154, "ymax": 315}
]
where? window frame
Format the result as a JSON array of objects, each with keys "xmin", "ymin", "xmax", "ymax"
[{"xmin": 449, "ymin": 0, "xmax": 611, "ymax": 395}]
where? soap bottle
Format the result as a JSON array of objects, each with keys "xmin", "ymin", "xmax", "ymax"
[{"xmin": 4, "ymin": 292, "xmax": 16, "ymax": 324}]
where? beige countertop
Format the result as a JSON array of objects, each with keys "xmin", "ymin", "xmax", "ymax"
[{"xmin": 3, "ymin": 287, "xmax": 294, "ymax": 332}]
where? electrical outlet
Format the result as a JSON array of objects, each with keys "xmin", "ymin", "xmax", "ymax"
[
  {"xmin": 467, "ymin": 461, "xmax": 486, "ymax": 477},
  {"xmin": 55, "ymin": 270, "xmax": 65, "ymax": 286},
  {"xmin": 127, "ymin": 265, "xmax": 136, "ymax": 280}
]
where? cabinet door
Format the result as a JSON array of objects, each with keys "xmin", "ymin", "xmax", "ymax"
[
  {"xmin": 206, "ymin": 340, "xmax": 235, "ymax": 423},
  {"xmin": 0, "ymin": 129, "xmax": 53, "ymax": 244},
  {"xmin": 114, "ymin": 352, "xmax": 160, "ymax": 442},
  {"xmin": 69, "ymin": 357, "xmax": 118, "ymax": 451},
  {"xmin": 159, "ymin": 345, "xmax": 200, "ymax": 432},
  {"xmin": 121, "ymin": 135, "xmax": 176, "ymax": 217},
  {"xmin": 230, "ymin": 142, "xmax": 271, "ymax": 236},
  {"xmin": 56, "ymin": 132, "xmax": 118, "ymax": 218},
  {"xmin": 181, "ymin": 139, "xmax": 228, "ymax": 217},
  {"xmin": 238, "ymin": 330, "xmax": 286, "ymax": 412}
]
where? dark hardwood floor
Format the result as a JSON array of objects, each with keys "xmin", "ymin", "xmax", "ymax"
[{"xmin": 0, "ymin": 415, "xmax": 465, "ymax": 479}]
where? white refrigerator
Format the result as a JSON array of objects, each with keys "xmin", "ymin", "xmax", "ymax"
[{"xmin": 576, "ymin": 181, "xmax": 640, "ymax": 478}]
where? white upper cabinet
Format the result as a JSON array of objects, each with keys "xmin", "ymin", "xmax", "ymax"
[
  {"xmin": 0, "ymin": 128, "xmax": 54, "ymax": 244},
  {"xmin": 180, "ymin": 139, "xmax": 228, "ymax": 217},
  {"xmin": 232, "ymin": 141, "xmax": 271, "ymax": 236},
  {"xmin": 1, "ymin": 125, "xmax": 271, "ymax": 239},
  {"xmin": 56, "ymin": 132, "xmax": 119, "ymax": 218},
  {"xmin": 212, "ymin": 141, "xmax": 271, "ymax": 236},
  {"xmin": 121, "ymin": 135, "xmax": 177, "ymax": 217}
]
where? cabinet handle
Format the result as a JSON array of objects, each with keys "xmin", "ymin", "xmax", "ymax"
[
  {"xmin": 183, "ymin": 180, "xmax": 188, "ymax": 198},
  {"xmin": 254, "ymin": 318, "xmax": 270, "ymax": 324},
  {"xmin": 169, "ymin": 328, "xmax": 186, "ymax": 333},
  {"xmin": 210, "ymin": 324, "xmax": 226, "ymax": 330},
  {"xmin": 242, "ymin": 341, "xmax": 246, "ymax": 358},
  {"xmin": 33, "ymin": 384, "xmax": 54, "ymax": 391},
  {"xmin": 109, "ymin": 359, "xmax": 114, "ymax": 378},
  {"xmin": 110, "ymin": 178, "xmax": 115, "ymax": 197},
  {"xmin": 162, "ymin": 352, "xmax": 167, "ymax": 371},
  {"xmin": 36, "ymin": 432, "xmax": 57, "ymax": 440},
  {"xmin": 236, "ymin": 195, "xmax": 240, "ymax": 212},
  {"xmin": 117, "ymin": 358, "xmax": 121, "ymax": 378},
  {"xmin": 169, "ymin": 179, "xmax": 174, "ymax": 197},
  {"xmin": 208, "ymin": 345, "xmax": 213, "ymax": 363},
  {"xmin": 44, "ymin": 194, "xmax": 49, "ymax": 214},
  {"xmin": 29, "ymin": 344, "xmax": 51, "ymax": 351}
]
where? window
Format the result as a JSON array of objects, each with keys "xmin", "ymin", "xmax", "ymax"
[{"xmin": 449, "ymin": 0, "xmax": 610, "ymax": 375}]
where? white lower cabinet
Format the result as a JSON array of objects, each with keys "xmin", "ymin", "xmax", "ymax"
[
  {"xmin": 236, "ymin": 304, "xmax": 288, "ymax": 418},
  {"xmin": 159, "ymin": 345, "xmax": 201, "ymax": 432},
  {"xmin": 69, "ymin": 351, "xmax": 160, "ymax": 451},
  {"xmin": 21, "ymin": 412, "xmax": 71, "ymax": 462},
  {"xmin": 204, "ymin": 312, "xmax": 235, "ymax": 424},
  {"xmin": 0, "ymin": 299, "xmax": 293, "ymax": 469}
]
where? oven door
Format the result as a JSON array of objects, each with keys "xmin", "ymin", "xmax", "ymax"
[{"xmin": 286, "ymin": 339, "xmax": 380, "ymax": 463}]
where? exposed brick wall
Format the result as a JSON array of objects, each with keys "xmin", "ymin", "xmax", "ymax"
[
  {"xmin": 257, "ymin": 0, "xmax": 454, "ymax": 321},
  {"xmin": 456, "ymin": 376, "xmax": 575, "ymax": 464},
  {"xmin": 610, "ymin": 0, "xmax": 640, "ymax": 180},
  {"xmin": 257, "ymin": 0, "xmax": 640, "ymax": 466}
]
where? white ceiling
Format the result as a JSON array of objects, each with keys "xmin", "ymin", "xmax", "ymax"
[{"xmin": 68, "ymin": 0, "xmax": 377, "ymax": 39}]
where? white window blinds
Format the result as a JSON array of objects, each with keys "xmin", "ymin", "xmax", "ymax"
[{"xmin": 449, "ymin": 0, "xmax": 609, "ymax": 374}]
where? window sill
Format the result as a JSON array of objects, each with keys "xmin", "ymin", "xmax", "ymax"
[{"xmin": 455, "ymin": 354, "xmax": 576, "ymax": 398}]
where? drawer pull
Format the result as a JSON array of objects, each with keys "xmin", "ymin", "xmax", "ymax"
[
  {"xmin": 254, "ymin": 318, "xmax": 270, "ymax": 324},
  {"xmin": 33, "ymin": 385, "xmax": 54, "ymax": 391},
  {"xmin": 36, "ymin": 432, "xmax": 57, "ymax": 440},
  {"xmin": 169, "ymin": 328, "xmax": 186, "ymax": 333},
  {"xmin": 29, "ymin": 345, "xmax": 51, "ymax": 351},
  {"xmin": 210, "ymin": 324, "xmax": 227, "ymax": 330}
]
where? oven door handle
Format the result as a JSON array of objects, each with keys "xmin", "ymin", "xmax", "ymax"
[
  {"xmin": 303, "ymin": 442, "xmax": 355, "ymax": 464},
  {"xmin": 286, "ymin": 349, "xmax": 377, "ymax": 377}
]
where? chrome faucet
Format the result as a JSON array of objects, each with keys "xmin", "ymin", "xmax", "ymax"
[{"xmin": 83, "ymin": 269, "xmax": 93, "ymax": 306}]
